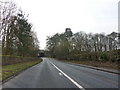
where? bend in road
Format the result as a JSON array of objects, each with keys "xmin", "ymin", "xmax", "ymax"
[{"xmin": 2, "ymin": 57, "xmax": 119, "ymax": 89}]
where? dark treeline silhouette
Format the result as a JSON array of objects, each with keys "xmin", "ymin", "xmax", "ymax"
[{"xmin": 46, "ymin": 28, "xmax": 120, "ymax": 62}]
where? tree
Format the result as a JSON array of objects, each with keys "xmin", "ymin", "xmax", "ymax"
[
  {"xmin": 0, "ymin": 1, "xmax": 18, "ymax": 54},
  {"xmin": 46, "ymin": 28, "xmax": 119, "ymax": 61},
  {"xmin": 1, "ymin": 1, "xmax": 40, "ymax": 57},
  {"xmin": 46, "ymin": 28, "xmax": 73, "ymax": 59}
]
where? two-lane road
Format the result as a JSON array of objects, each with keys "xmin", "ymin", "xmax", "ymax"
[{"xmin": 2, "ymin": 58, "xmax": 119, "ymax": 89}]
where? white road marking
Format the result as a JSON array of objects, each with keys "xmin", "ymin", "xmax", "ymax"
[
  {"xmin": 51, "ymin": 62, "xmax": 85, "ymax": 90},
  {"xmin": 59, "ymin": 73, "xmax": 63, "ymax": 76}
]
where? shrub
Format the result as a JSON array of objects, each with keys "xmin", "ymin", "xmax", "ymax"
[{"xmin": 2, "ymin": 55, "xmax": 39, "ymax": 65}]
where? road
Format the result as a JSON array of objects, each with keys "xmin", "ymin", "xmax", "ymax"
[{"xmin": 2, "ymin": 58, "xmax": 119, "ymax": 89}]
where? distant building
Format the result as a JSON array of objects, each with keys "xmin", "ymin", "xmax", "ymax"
[{"xmin": 38, "ymin": 50, "xmax": 45, "ymax": 57}]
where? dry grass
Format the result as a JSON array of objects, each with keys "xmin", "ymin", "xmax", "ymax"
[{"xmin": 62, "ymin": 60, "xmax": 119, "ymax": 70}]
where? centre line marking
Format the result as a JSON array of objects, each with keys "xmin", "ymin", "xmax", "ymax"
[
  {"xmin": 51, "ymin": 62, "xmax": 85, "ymax": 90},
  {"xmin": 59, "ymin": 73, "xmax": 63, "ymax": 76}
]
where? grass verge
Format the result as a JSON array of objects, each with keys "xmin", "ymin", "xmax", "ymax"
[
  {"xmin": 60, "ymin": 60, "xmax": 119, "ymax": 70},
  {"xmin": 2, "ymin": 59, "xmax": 42, "ymax": 82}
]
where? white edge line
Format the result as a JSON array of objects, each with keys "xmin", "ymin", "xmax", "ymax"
[{"xmin": 51, "ymin": 62, "xmax": 85, "ymax": 90}]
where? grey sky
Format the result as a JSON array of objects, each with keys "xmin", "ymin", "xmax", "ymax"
[{"xmin": 7, "ymin": 0, "xmax": 119, "ymax": 49}]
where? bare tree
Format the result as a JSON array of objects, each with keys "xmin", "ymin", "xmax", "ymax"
[{"xmin": 0, "ymin": 1, "xmax": 17, "ymax": 54}]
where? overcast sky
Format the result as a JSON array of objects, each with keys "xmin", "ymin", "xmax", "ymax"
[{"xmin": 8, "ymin": 0, "xmax": 119, "ymax": 49}]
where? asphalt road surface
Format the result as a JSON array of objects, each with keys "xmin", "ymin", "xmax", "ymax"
[{"xmin": 2, "ymin": 58, "xmax": 119, "ymax": 89}]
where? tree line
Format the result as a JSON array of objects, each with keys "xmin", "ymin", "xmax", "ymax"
[
  {"xmin": 0, "ymin": 1, "xmax": 40, "ymax": 57},
  {"xmin": 46, "ymin": 28, "xmax": 120, "ymax": 62}
]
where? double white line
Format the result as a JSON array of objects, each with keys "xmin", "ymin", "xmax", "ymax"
[{"xmin": 51, "ymin": 62, "xmax": 85, "ymax": 90}]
